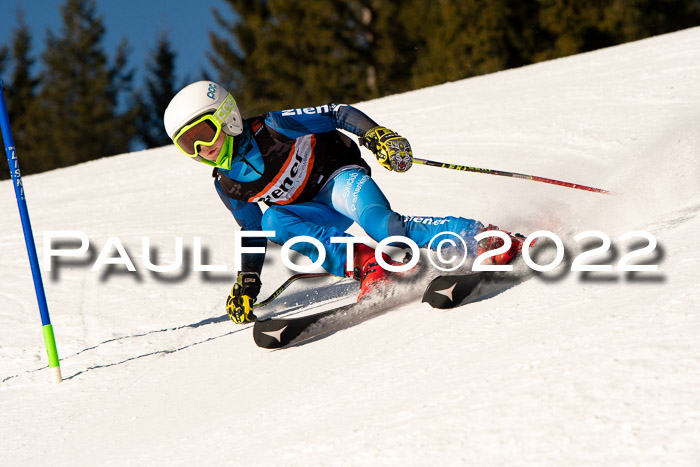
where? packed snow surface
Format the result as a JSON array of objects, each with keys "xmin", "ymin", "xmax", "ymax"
[{"xmin": 2, "ymin": 28, "xmax": 700, "ymax": 466}]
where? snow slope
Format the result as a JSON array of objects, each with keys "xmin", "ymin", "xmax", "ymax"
[{"xmin": 2, "ymin": 27, "xmax": 700, "ymax": 466}]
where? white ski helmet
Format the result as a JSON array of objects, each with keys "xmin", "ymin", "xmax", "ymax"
[{"xmin": 164, "ymin": 80, "xmax": 243, "ymax": 141}]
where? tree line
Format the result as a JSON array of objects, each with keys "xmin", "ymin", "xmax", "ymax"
[{"xmin": 1, "ymin": 0, "xmax": 699, "ymax": 180}]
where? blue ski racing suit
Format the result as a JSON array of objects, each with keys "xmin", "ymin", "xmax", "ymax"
[{"xmin": 214, "ymin": 103, "xmax": 483, "ymax": 277}]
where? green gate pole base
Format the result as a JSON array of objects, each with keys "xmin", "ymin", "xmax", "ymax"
[{"xmin": 42, "ymin": 324, "xmax": 63, "ymax": 383}]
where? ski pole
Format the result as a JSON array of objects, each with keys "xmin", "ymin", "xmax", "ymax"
[
  {"xmin": 0, "ymin": 77, "xmax": 63, "ymax": 383},
  {"xmin": 254, "ymin": 273, "xmax": 334, "ymax": 309},
  {"xmin": 413, "ymin": 157, "xmax": 611, "ymax": 194}
]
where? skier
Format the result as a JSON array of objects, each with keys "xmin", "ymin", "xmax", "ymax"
[{"xmin": 164, "ymin": 81, "xmax": 526, "ymax": 324}]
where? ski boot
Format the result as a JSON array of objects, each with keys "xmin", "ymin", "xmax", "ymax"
[
  {"xmin": 352, "ymin": 243, "xmax": 406, "ymax": 301},
  {"xmin": 476, "ymin": 224, "xmax": 528, "ymax": 265}
]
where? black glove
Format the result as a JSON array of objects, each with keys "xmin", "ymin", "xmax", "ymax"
[
  {"xmin": 361, "ymin": 126, "xmax": 413, "ymax": 172},
  {"xmin": 226, "ymin": 272, "xmax": 262, "ymax": 324}
]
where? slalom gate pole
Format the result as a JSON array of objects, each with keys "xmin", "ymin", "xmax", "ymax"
[
  {"xmin": 413, "ymin": 157, "xmax": 611, "ymax": 195},
  {"xmin": 254, "ymin": 273, "xmax": 333, "ymax": 309},
  {"xmin": 0, "ymin": 77, "xmax": 62, "ymax": 383}
]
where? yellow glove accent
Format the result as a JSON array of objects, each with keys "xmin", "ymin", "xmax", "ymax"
[
  {"xmin": 362, "ymin": 126, "xmax": 413, "ymax": 172},
  {"xmin": 226, "ymin": 291, "xmax": 255, "ymax": 324},
  {"xmin": 226, "ymin": 272, "xmax": 261, "ymax": 324}
]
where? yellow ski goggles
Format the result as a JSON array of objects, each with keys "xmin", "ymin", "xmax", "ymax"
[
  {"xmin": 173, "ymin": 92, "xmax": 238, "ymax": 158},
  {"xmin": 173, "ymin": 113, "xmax": 222, "ymax": 157}
]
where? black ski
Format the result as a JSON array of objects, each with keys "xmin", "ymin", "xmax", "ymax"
[
  {"xmin": 252, "ymin": 266, "xmax": 428, "ymax": 349},
  {"xmin": 422, "ymin": 271, "xmax": 526, "ymax": 309},
  {"xmin": 254, "ymin": 271, "xmax": 530, "ymax": 348},
  {"xmin": 254, "ymin": 273, "xmax": 506, "ymax": 347},
  {"xmin": 253, "ymin": 268, "xmax": 526, "ymax": 347},
  {"xmin": 253, "ymin": 302, "xmax": 359, "ymax": 349}
]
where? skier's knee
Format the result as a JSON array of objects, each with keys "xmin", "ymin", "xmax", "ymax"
[{"xmin": 385, "ymin": 211, "xmax": 408, "ymax": 237}]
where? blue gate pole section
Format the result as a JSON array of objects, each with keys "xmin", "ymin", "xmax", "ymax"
[{"xmin": 0, "ymin": 77, "xmax": 62, "ymax": 383}]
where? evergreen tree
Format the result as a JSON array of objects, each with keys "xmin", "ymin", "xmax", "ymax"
[
  {"xmin": 208, "ymin": 0, "xmax": 416, "ymax": 112},
  {"xmin": 406, "ymin": 0, "xmax": 538, "ymax": 89},
  {"xmin": 0, "ymin": 46, "xmax": 7, "ymax": 77},
  {"xmin": 252, "ymin": 1, "xmax": 369, "ymax": 107},
  {"xmin": 0, "ymin": 45, "xmax": 8, "ymax": 180},
  {"xmin": 7, "ymin": 12, "xmax": 40, "ymax": 153},
  {"xmin": 534, "ymin": 0, "xmax": 700, "ymax": 61},
  {"xmin": 0, "ymin": 10, "xmax": 39, "ymax": 180},
  {"xmin": 208, "ymin": 0, "xmax": 699, "ymax": 110},
  {"xmin": 534, "ymin": 0, "xmax": 613, "ymax": 61},
  {"xmin": 208, "ymin": 0, "xmax": 275, "ymax": 114},
  {"xmin": 29, "ymin": 0, "xmax": 135, "ymax": 173},
  {"xmin": 346, "ymin": 0, "xmax": 417, "ymax": 98},
  {"xmin": 600, "ymin": 0, "xmax": 700, "ymax": 43},
  {"xmin": 135, "ymin": 33, "xmax": 178, "ymax": 148},
  {"xmin": 108, "ymin": 38, "xmax": 138, "ymax": 147}
]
